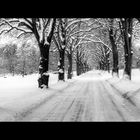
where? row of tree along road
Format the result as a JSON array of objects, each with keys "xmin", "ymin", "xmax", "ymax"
[{"xmin": 0, "ymin": 18, "xmax": 140, "ymax": 88}]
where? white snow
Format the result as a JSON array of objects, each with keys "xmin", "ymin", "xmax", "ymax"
[
  {"xmin": 0, "ymin": 73, "xmax": 57, "ymax": 119},
  {"xmin": 39, "ymin": 19, "xmax": 44, "ymax": 42},
  {"xmin": 58, "ymin": 69, "xmax": 64, "ymax": 73},
  {"xmin": 106, "ymin": 69, "xmax": 140, "ymax": 109},
  {"xmin": 45, "ymin": 19, "xmax": 53, "ymax": 42},
  {"xmin": 0, "ymin": 71, "xmax": 78, "ymax": 121},
  {"xmin": 0, "ymin": 35, "xmax": 17, "ymax": 46},
  {"xmin": 58, "ymin": 61, "xmax": 60, "ymax": 66},
  {"xmin": 39, "ymin": 65, "xmax": 43, "ymax": 69},
  {"xmin": 107, "ymin": 69, "xmax": 140, "ymax": 93},
  {"xmin": 62, "ymin": 45, "xmax": 65, "ymax": 49},
  {"xmin": 1, "ymin": 69, "xmax": 140, "ymax": 121},
  {"xmin": 128, "ymin": 33, "xmax": 131, "ymax": 38},
  {"xmin": 42, "ymin": 72, "xmax": 49, "ymax": 76},
  {"xmin": 45, "ymin": 40, "xmax": 49, "ymax": 45}
]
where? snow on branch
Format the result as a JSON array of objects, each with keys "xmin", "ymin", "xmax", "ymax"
[
  {"xmin": 66, "ymin": 24, "xmax": 78, "ymax": 37},
  {"xmin": 45, "ymin": 18, "xmax": 54, "ymax": 45},
  {"xmin": 52, "ymin": 35, "xmax": 61, "ymax": 50},
  {"xmin": 18, "ymin": 20, "xmax": 33, "ymax": 32},
  {"xmin": 38, "ymin": 18, "xmax": 44, "ymax": 42},
  {"xmin": 65, "ymin": 18, "xmax": 90, "ymax": 30},
  {"xmin": 16, "ymin": 31, "xmax": 33, "ymax": 38},
  {"xmin": 24, "ymin": 18, "xmax": 33, "ymax": 26},
  {"xmin": 4, "ymin": 18, "xmax": 34, "ymax": 32},
  {"xmin": 78, "ymin": 35, "xmax": 112, "ymax": 52},
  {"xmin": 69, "ymin": 25, "xmax": 103, "ymax": 38},
  {"xmin": 0, "ymin": 19, "xmax": 33, "ymax": 37}
]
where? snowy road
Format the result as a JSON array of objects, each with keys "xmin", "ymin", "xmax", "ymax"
[{"xmin": 2, "ymin": 71, "xmax": 140, "ymax": 121}]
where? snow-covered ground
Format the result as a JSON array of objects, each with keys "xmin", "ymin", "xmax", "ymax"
[
  {"xmin": 105, "ymin": 69, "xmax": 140, "ymax": 109},
  {"xmin": 100, "ymin": 69, "xmax": 140, "ymax": 93},
  {"xmin": 0, "ymin": 71, "xmax": 79, "ymax": 121},
  {"xmin": 0, "ymin": 69, "xmax": 140, "ymax": 121}
]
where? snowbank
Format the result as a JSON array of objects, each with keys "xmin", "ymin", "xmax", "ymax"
[
  {"xmin": 107, "ymin": 69, "xmax": 140, "ymax": 93},
  {"xmin": 106, "ymin": 69, "xmax": 140, "ymax": 108},
  {"xmin": 0, "ymin": 72, "xmax": 78, "ymax": 121}
]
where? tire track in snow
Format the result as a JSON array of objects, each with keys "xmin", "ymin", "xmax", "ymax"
[
  {"xmin": 0, "ymin": 107, "xmax": 16, "ymax": 121},
  {"xmin": 19, "ymin": 80, "xmax": 84, "ymax": 121},
  {"xmin": 42, "ymin": 98, "xmax": 75, "ymax": 121},
  {"xmin": 15, "ymin": 71, "xmax": 102, "ymax": 121},
  {"xmin": 82, "ymin": 82, "xmax": 95, "ymax": 121},
  {"xmin": 94, "ymin": 81, "xmax": 125, "ymax": 121},
  {"xmin": 100, "ymin": 82, "xmax": 126, "ymax": 121},
  {"xmin": 62, "ymin": 83, "xmax": 89, "ymax": 121},
  {"xmin": 72, "ymin": 100, "xmax": 85, "ymax": 121},
  {"xmin": 14, "ymin": 80, "xmax": 78, "ymax": 121},
  {"xmin": 12, "ymin": 71, "xmax": 140, "ymax": 122},
  {"xmin": 39, "ymin": 81, "xmax": 88, "ymax": 121}
]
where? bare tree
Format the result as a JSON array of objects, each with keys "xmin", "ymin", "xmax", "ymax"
[{"xmin": 0, "ymin": 18, "xmax": 56, "ymax": 88}]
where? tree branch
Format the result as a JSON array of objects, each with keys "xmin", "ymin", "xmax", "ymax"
[{"xmin": 16, "ymin": 31, "xmax": 33, "ymax": 38}]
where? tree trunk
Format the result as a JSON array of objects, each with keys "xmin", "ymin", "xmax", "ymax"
[
  {"xmin": 67, "ymin": 53, "xmax": 72, "ymax": 79},
  {"xmin": 76, "ymin": 48, "xmax": 80, "ymax": 76},
  {"xmin": 58, "ymin": 49, "xmax": 65, "ymax": 81},
  {"xmin": 12, "ymin": 65, "xmax": 15, "ymax": 76},
  {"xmin": 22, "ymin": 59, "xmax": 26, "ymax": 77},
  {"xmin": 122, "ymin": 18, "xmax": 133, "ymax": 80},
  {"xmin": 99, "ymin": 61, "xmax": 101, "ymax": 70},
  {"xmin": 38, "ymin": 43, "xmax": 50, "ymax": 88},
  {"xmin": 103, "ymin": 45, "xmax": 110, "ymax": 72},
  {"xmin": 57, "ymin": 18, "xmax": 66, "ymax": 81},
  {"xmin": 107, "ymin": 53, "xmax": 110, "ymax": 73},
  {"xmin": 37, "ymin": 18, "xmax": 56, "ymax": 89},
  {"xmin": 109, "ymin": 19, "xmax": 119, "ymax": 77},
  {"xmin": 79, "ymin": 62, "xmax": 82, "ymax": 74},
  {"xmin": 76, "ymin": 60, "xmax": 80, "ymax": 76}
]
